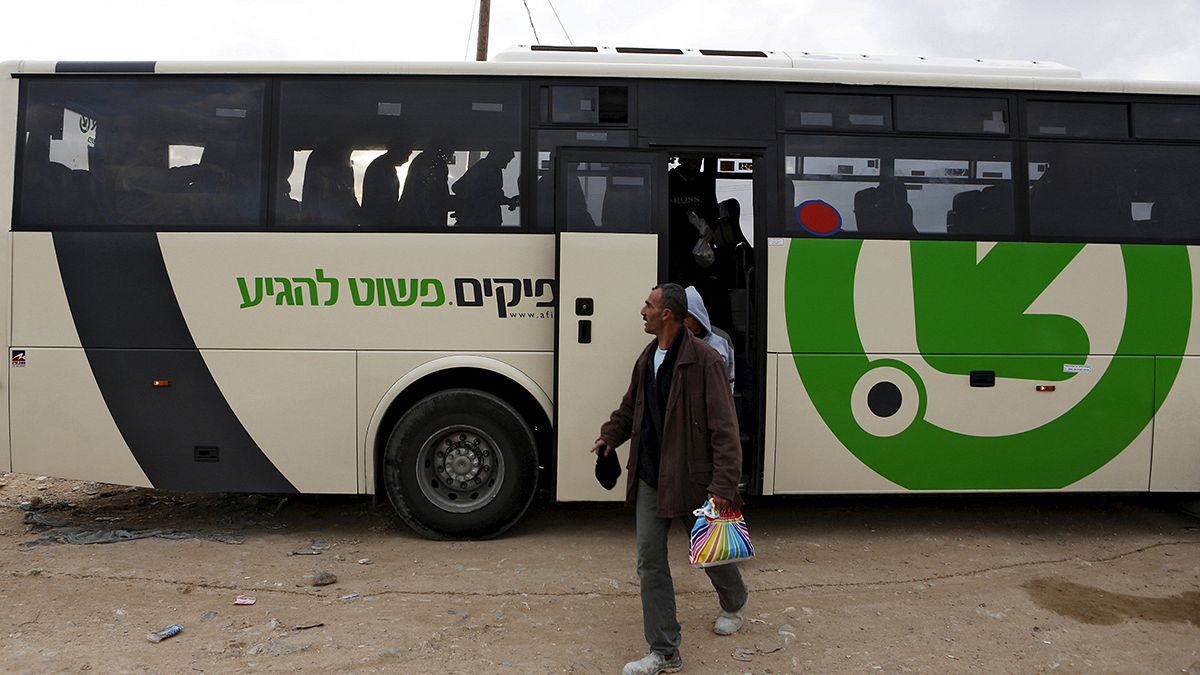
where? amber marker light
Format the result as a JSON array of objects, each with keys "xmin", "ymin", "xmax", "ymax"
[
  {"xmin": 1036, "ymin": 385, "xmax": 1055, "ymax": 392},
  {"xmin": 152, "ymin": 380, "xmax": 172, "ymax": 388}
]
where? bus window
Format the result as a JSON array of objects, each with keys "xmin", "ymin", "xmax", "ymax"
[
  {"xmin": 784, "ymin": 93, "xmax": 893, "ymax": 132},
  {"xmin": 534, "ymin": 130, "xmax": 634, "ymax": 230},
  {"xmin": 896, "ymin": 95, "xmax": 1009, "ymax": 135},
  {"xmin": 558, "ymin": 160, "xmax": 653, "ymax": 232},
  {"xmin": 541, "ymin": 85, "xmax": 630, "ymax": 125},
  {"xmin": 1029, "ymin": 142, "xmax": 1200, "ymax": 242},
  {"xmin": 276, "ymin": 80, "xmax": 523, "ymax": 230},
  {"xmin": 1133, "ymin": 102, "xmax": 1200, "ymax": 141},
  {"xmin": 784, "ymin": 136, "xmax": 1015, "ymax": 238},
  {"xmin": 18, "ymin": 78, "xmax": 266, "ymax": 229},
  {"xmin": 1027, "ymin": 101, "xmax": 1129, "ymax": 139}
]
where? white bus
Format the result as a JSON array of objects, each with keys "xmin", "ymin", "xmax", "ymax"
[{"xmin": 3, "ymin": 47, "xmax": 1200, "ymax": 538}]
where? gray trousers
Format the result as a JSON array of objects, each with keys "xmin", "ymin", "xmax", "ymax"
[{"xmin": 636, "ymin": 479, "xmax": 748, "ymax": 656}]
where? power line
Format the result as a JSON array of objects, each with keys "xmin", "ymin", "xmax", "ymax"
[
  {"xmin": 520, "ymin": 0, "xmax": 542, "ymax": 44},
  {"xmin": 464, "ymin": 0, "xmax": 478, "ymax": 61},
  {"xmin": 545, "ymin": 0, "xmax": 573, "ymax": 46}
]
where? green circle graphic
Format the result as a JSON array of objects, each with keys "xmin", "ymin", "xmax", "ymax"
[{"xmin": 784, "ymin": 239, "xmax": 1192, "ymax": 489}]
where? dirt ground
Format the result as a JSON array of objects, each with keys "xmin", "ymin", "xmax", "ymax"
[{"xmin": 1, "ymin": 473, "xmax": 1199, "ymax": 674}]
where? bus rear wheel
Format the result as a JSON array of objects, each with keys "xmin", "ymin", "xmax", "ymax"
[{"xmin": 382, "ymin": 388, "xmax": 538, "ymax": 539}]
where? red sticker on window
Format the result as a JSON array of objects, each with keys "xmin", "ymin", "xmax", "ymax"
[{"xmin": 796, "ymin": 200, "xmax": 842, "ymax": 236}]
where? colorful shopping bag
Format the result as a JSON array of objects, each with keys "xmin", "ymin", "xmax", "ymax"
[{"xmin": 689, "ymin": 499, "xmax": 754, "ymax": 568}]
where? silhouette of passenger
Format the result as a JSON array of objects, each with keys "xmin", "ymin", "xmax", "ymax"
[
  {"xmin": 854, "ymin": 170, "xmax": 916, "ymax": 235},
  {"xmin": 301, "ymin": 140, "xmax": 358, "ymax": 227},
  {"xmin": 275, "ymin": 151, "xmax": 302, "ymax": 226},
  {"xmin": 396, "ymin": 146, "xmax": 452, "ymax": 227},
  {"xmin": 451, "ymin": 148, "xmax": 518, "ymax": 227},
  {"xmin": 536, "ymin": 169, "xmax": 595, "ymax": 229},
  {"xmin": 361, "ymin": 137, "xmax": 413, "ymax": 228}
]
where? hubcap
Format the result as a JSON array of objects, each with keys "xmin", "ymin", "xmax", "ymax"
[{"xmin": 416, "ymin": 425, "xmax": 506, "ymax": 513}]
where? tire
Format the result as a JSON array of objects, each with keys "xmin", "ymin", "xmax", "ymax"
[{"xmin": 382, "ymin": 388, "xmax": 538, "ymax": 539}]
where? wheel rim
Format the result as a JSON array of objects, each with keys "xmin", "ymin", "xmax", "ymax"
[{"xmin": 415, "ymin": 425, "xmax": 506, "ymax": 514}]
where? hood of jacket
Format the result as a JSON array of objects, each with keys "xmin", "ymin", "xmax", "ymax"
[{"xmin": 684, "ymin": 285, "xmax": 713, "ymax": 335}]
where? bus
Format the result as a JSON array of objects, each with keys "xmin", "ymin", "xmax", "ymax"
[{"xmin": 3, "ymin": 46, "xmax": 1199, "ymax": 539}]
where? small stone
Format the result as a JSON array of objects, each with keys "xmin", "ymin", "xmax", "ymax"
[
  {"xmin": 733, "ymin": 647, "xmax": 755, "ymax": 662},
  {"xmin": 308, "ymin": 571, "xmax": 337, "ymax": 586},
  {"xmin": 311, "ymin": 539, "xmax": 331, "ymax": 551},
  {"xmin": 357, "ymin": 559, "xmax": 373, "ymax": 565},
  {"xmin": 25, "ymin": 569, "xmax": 43, "ymax": 577},
  {"xmin": 35, "ymin": 476, "xmax": 48, "ymax": 482},
  {"xmin": 756, "ymin": 637, "xmax": 785, "ymax": 654},
  {"xmin": 268, "ymin": 618, "xmax": 282, "ymax": 630},
  {"xmin": 199, "ymin": 611, "xmax": 218, "ymax": 623},
  {"xmin": 28, "ymin": 496, "xmax": 43, "ymax": 508}
]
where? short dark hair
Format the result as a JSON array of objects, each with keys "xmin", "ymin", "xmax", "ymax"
[{"xmin": 655, "ymin": 283, "xmax": 687, "ymax": 322}]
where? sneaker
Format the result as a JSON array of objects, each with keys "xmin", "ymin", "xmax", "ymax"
[
  {"xmin": 713, "ymin": 604, "xmax": 745, "ymax": 635},
  {"xmin": 622, "ymin": 651, "xmax": 683, "ymax": 675}
]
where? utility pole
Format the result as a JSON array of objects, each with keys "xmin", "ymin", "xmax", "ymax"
[{"xmin": 475, "ymin": 0, "xmax": 490, "ymax": 62}]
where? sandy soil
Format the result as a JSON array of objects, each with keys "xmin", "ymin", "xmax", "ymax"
[{"xmin": 1, "ymin": 472, "xmax": 1199, "ymax": 673}]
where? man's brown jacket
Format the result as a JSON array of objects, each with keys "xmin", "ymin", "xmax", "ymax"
[{"xmin": 599, "ymin": 330, "xmax": 743, "ymax": 518}]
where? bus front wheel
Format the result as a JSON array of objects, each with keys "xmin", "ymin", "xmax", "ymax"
[{"xmin": 382, "ymin": 388, "xmax": 538, "ymax": 539}]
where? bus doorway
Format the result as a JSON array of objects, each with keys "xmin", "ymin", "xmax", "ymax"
[{"xmin": 664, "ymin": 152, "xmax": 761, "ymax": 490}]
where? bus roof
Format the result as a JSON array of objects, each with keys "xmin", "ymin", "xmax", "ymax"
[{"xmin": 5, "ymin": 45, "xmax": 1199, "ymax": 97}]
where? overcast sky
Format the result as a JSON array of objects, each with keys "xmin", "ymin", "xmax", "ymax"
[{"xmin": 3, "ymin": 0, "xmax": 1198, "ymax": 82}]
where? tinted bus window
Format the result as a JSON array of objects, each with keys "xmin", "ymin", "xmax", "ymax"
[
  {"xmin": 19, "ymin": 78, "xmax": 266, "ymax": 229},
  {"xmin": 535, "ymin": 129, "xmax": 634, "ymax": 230},
  {"xmin": 785, "ymin": 135, "xmax": 1014, "ymax": 238},
  {"xmin": 1029, "ymin": 142, "xmax": 1200, "ymax": 242},
  {"xmin": 276, "ymin": 79, "xmax": 523, "ymax": 230},
  {"xmin": 541, "ymin": 86, "xmax": 629, "ymax": 125},
  {"xmin": 895, "ymin": 95, "xmax": 1009, "ymax": 135},
  {"xmin": 1134, "ymin": 102, "xmax": 1200, "ymax": 140},
  {"xmin": 784, "ymin": 93, "xmax": 893, "ymax": 132},
  {"xmin": 1027, "ymin": 101, "xmax": 1128, "ymax": 139}
]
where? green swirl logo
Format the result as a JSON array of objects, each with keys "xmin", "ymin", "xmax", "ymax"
[{"xmin": 784, "ymin": 239, "xmax": 1191, "ymax": 489}]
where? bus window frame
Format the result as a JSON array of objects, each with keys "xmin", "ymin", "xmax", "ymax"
[{"xmin": 12, "ymin": 73, "xmax": 273, "ymax": 233}]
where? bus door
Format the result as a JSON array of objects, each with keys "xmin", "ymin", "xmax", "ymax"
[{"xmin": 554, "ymin": 148, "xmax": 667, "ymax": 501}]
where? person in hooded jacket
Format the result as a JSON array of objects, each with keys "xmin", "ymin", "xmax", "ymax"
[{"xmin": 684, "ymin": 285, "xmax": 735, "ymax": 391}]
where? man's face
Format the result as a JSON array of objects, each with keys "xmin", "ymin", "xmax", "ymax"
[
  {"xmin": 683, "ymin": 315, "xmax": 702, "ymax": 336},
  {"xmin": 641, "ymin": 289, "xmax": 667, "ymax": 336}
]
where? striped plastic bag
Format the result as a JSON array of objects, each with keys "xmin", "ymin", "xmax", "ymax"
[{"xmin": 688, "ymin": 499, "xmax": 754, "ymax": 568}]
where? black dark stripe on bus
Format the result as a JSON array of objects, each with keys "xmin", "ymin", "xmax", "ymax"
[
  {"xmin": 55, "ymin": 61, "xmax": 156, "ymax": 73},
  {"xmin": 52, "ymin": 232, "xmax": 297, "ymax": 493}
]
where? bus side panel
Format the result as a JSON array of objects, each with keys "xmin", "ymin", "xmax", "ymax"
[
  {"xmin": 768, "ymin": 239, "xmax": 1165, "ymax": 492},
  {"xmin": 1148, "ymin": 246, "xmax": 1200, "ymax": 492},
  {"xmin": 203, "ymin": 349, "xmax": 357, "ymax": 493},
  {"xmin": 158, "ymin": 232, "xmax": 555, "ymax": 351},
  {"xmin": 1, "ymin": 67, "xmax": 16, "ymax": 473},
  {"xmin": 0, "ymin": 229, "xmax": 9, "ymax": 474},
  {"xmin": 9, "ymin": 233, "xmax": 147, "ymax": 483},
  {"xmin": 10, "ymin": 348, "xmax": 151, "ymax": 486},
  {"xmin": 1151, "ymin": 357, "xmax": 1200, "ymax": 491},
  {"xmin": 12, "ymin": 232, "xmax": 81, "ymax": 348}
]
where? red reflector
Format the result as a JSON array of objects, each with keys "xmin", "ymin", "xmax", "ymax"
[
  {"xmin": 152, "ymin": 380, "xmax": 171, "ymax": 388},
  {"xmin": 1036, "ymin": 385, "xmax": 1055, "ymax": 392}
]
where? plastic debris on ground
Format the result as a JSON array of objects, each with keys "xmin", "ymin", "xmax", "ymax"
[
  {"xmin": 146, "ymin": 624, "xmax": 183, "ymax": 643},
  {"xmin": 234, "ymin": 595, "xmax": 257, "ymax": 605}
]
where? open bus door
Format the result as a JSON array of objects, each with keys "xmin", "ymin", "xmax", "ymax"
[{"xmin": 554, "ymin": 149, "xmax": 667, "ymax": 501}]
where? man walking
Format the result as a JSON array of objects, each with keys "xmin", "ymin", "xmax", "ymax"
[{"xmin": 593, "ymin": 283, "xmax": 748, "ymax": 675}]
